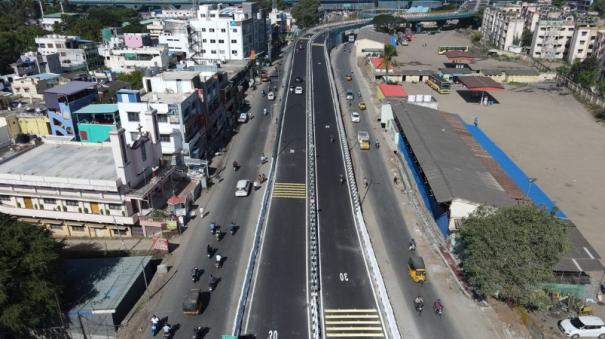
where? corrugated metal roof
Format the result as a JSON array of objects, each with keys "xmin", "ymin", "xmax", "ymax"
[
  {"xmin": 392, "ymin": 101, "xmax": 516, "ymax": 207},
  {"xmin": 458, "ymin": 76, "xmax": 504, "ymax": 91},
  {"xmin": 379, "ymin": 84, "xmax": 407, "ymax": 97},
  {"xmin": 45, "ymin": 81, "xmax": 96, "ymax": 95},
  {"xmin": 29, "ymin": 73, "xmax": 60, "ymax": 81},
  {"xmin": 74, "ymin": 104, "xmax": 118, "ymax": 115}
]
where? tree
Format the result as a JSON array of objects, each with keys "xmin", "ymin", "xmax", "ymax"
[
  {"xmin": 117, "ymin": 70, "xmax": 144, "ymax": 90},
  {"xmin": 521, "ymin": 28, "xmax": 533, "ymax": 47},
  {"xmin": 458, "ymin": 204, "xmax": 568, "ymax": 309},
  {"xmin": 470, "ymin": 31, "xmax": 482, "ymax": 44},
  {"xmin": 551, "ymin": 0, "xmax": 565, "ymax": 7},
  {"xmin": 0, "ymin": 215, "xmax": 64, "ymax": 337},
  {"xmin": 592, "ymin": 0, "xmax": 605, "ymax": 17},
  {"xmin": 380, "ymin": 44, "xmax": 398, "ymax": 77},
  {"xmin": 291, "ymin": 0, "xmax": 320, "ymax": 28},
  {"xmin": 372, "ymin": 14, "xmax": 404, "ymax": 34}
]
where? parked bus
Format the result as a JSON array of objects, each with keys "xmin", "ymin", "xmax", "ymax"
[
  {"xmin": 358, "ymin": 131, "xmax": 370, "ymax": 150},
  {"xmin": 437, "ymin": 46, "xmax": 469, "ymax": 55},
  {"xmin": 426, "ymin": 74, "xmax": 451, "ymax": 94}
]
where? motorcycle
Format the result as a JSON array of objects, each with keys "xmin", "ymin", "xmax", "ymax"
[
  {"xmin": 415, "ymin": 301, "xmax": 424, "ymax": 315},
  {"xmin": 163, "ymin": 324, "xmax": 172, "ymax": 338},
  {"xmin": 232, "ymin": 161, "xmax": 239, "ymax": 171},
  {"xmin": 192, "ymin": 326, "xmax": 203, "ymax": 339},
  {"xmin": 433, "ymin": 301, "xmax": 444, "ymax": 317},
  {"xmin": 209, "ymin": 223, "xmax": 218, "ymax": 235},
  {"xmin": 191, "ymin": 268, "xmax": 200, "ymax": 282},
  {"xmin": 215, "ymin": 231, "xmax": 223, "ymax": 241},
  {"xmin": 263, "ymin": 108, "xmax": 268, "ymax": 116},
  {"xmin": 339, "ymin": 175, "xmax": 345, "ymax": 184},
  {"xmin": 206, "ymin": 245, "xmax": 213, "ymax": 258},
  {"xmin": 215, "ymin": 256, "xmax": 223, "ymax": 269},
  {"xmin": 229, "ymin": 223, "xmax": 237, "ymax": 235}
]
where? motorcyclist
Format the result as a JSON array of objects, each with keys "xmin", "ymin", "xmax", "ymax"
[
  {"xmin": 375, "ymin": 139, "xmax": 380, "ymax": 148},
  {"xmin": 206, "ymin": 244, "xmax": 213, "ymax": 257},
  {"xmin": 192, "ymin": 326, "xmax": 202, "ymax": 339},
  {"xmin": 163, "ymin": 323, "xmax": 172, "ymax": 337},
  {"xmin": 414, "ymin": 296, "xmax": 424, "ymax": 314},
  {"xmin": 263, "ymin": 107, "xmax": 268, "ymax": 115},
  {"xmin": 192, "ymin": 267, "xmax": 199, "ymax": 281},
  {"xmin": 232, "ymin": 161, "xmax": 239, "ymax": 170},
  {"xmin": 209, "ymin": 223, "xmax": 217, "ymax": 234},
  {"xmin": 339, "ymin": 174, "xmax": 344, "ymax": 184},
  {"xmin": 215, "ymin": 253, "xmax": 222, "ymax": 267},
  {"xmin": 330, "ymin": 135, "xmax": 335, "ymax": 143},
  {"xmin": 151, "ymin": 315, "xmax": 159, "ymax": 325},
  {"xmin": 409, "ymin": 239, "xmax": 416, "ymax": 252},
  {"xmin": 433, "ymin": 299, "xmax": 444, "ymax": 315},
  {"xmin": 229, "ymin": 222, "xmax": 237, "ymax": 234}
]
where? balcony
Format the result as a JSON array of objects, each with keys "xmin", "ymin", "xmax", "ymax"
[{"xmin": 0, "ymin": 205, "xmax": 138, "ymax": 225}]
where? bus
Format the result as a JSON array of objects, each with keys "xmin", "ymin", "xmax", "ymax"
[
  {"xmin": 437, "ymin": 46, "xmax": 469, "ymax": 55},
  {"xmin": 426, "ymin": 74, "xmax": 451, "ymax": 94},
  {"xmin": 358, "ymin": 131, "xmax": 370, "ymax": 150}
]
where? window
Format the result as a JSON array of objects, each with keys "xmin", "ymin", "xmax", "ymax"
[
  {"xmin": 71, "ymin": 225, "xmax": 85, "ymax": 232},
  {"xmin": 210, "ymin": 39, "xmax": 216, "ymax": 43},
  {"xmin": 582, "ymin": 31, "xmax": 588, "ymax": 36},
  {"xmin": 231, "ymin": 39, "xmax": 237, "ymax": 44},
  {"xmin": 0, "ymin": 195, "xmax": 10, "ymax": 202},
  {"xmin": 232, "ymin": 50, "xmax": 238, "ymax": 55},
  {"xmin": 49, "ymin": 225, "xmax": 63, "ymax": 230},
  {"xmin": 211, "ymin": 50, "xmax": 217, "ymax": 54},
  {"xmin": 108, "ymin": 204, "xmax": 122, "ymax": 210},
  {"xmin": 66, "ymin": 200, "xmax": 79, "ymax": 206},
  {"xmin": 43, "ymin": 198, "xmax": 56, "ymax": 204},
  {"xmin": 219, "ymin": 50, "xmax": 225, "ymax": 54},
  {"xmin": 202, "ymin": 49, "xmax": 206, "ymax": 53},
  {"xmin": 157, "ymin": 115, "xmax": 168, "ymax": 123},
  {"xmin": 48, "ymin": 43, "xmax": 54, "ymax": 48},
  {"xmin": 201, "ymin": 28, "xmax": 206, "ymax": 32},
  {"xmin": 218, "ymin": 39, "xmax": 224, "ymax": 43},
  {"xmin": 232, "ymin": 28, "xmax": 237, "ymax": 33},
  {"xmin": 60, "ymin": 52, "xmax": 66, "ymax": 57},
  {"xmin": 127, "ymin": 112, "xmax": 140, "ymax": 122},
  {"xmin": 209, "ymin": 28, "xmax": 215, "ymax": 32},
  {"xmin": 221, "ymin": 28, "xmax": 226, "ymax": 32},
  {"xmin": 202, "ymin": 39, "xmax": 207, "ymax": 43},
  {"xmin": 113, "ymin": 229, "xmax": 128, "ymax": 236},
  {"xmin": 160, "ymin": 134, "xmax": 171, "ymax": 142},
  {"xmin": 130, "ymin": 131, "xmax": 139, "ymax": 140}
]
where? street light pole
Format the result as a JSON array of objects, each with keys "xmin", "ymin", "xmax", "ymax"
[{"xmin": 526, "ymin": 177, "xmax": 537, "ymax": 199}]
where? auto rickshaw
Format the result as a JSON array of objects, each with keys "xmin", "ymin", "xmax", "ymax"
[
  {"xmin": 183, "ymin": 288, "xmax": 203, "ymax": 315},
  {"xmin": 358, "ymin": 102, "xmax": 367, "ymax": 110},
  {"xmin": 408, "ymin": 254, "xmax": 426, "ymax": 284}
]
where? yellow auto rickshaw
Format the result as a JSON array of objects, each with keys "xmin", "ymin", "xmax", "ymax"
[
  {"xmin": 182, "ymin": 288, "xmax": 203, "ymax": 315},
  {"xmin": 408, "ymin": 255, "xmax": 426, "ymax": 284}
]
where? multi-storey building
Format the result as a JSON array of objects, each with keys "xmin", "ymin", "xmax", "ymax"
[
  {"xmin": 35, "ymin": 35, "xmax": 102, "ymax": 72},
  {"xmin": 43, "ymin": 81, "xmax": 97, "ymax": 138},
  {"xmin": 567, "ymin": 25, "xmax": 605, "ymax": 62},
  {"xmin": 12, "ymin": 73, "xmax": 60, "ymax": 101},
  {"xmin": 158, "ymin": 19, "xmax": 193, "ymax": 57},
  {"xmin": 189, "ymin": 3, "xmax": 268, "ymax": 63},
  {"xmin": 74, "ymin": 104, "xmax": 121, "ymax": 143},
  {"xmin": 530, "ymin": 16, "xmax": 576, "ymax": 59},
  {"xmin": 11, "ymin": 51, "xmax": 61, "ymax": 77},
  {"xmin": 481, "ymin": 5, "xmax": 527, "ymax": 51},
  {"xmin": 0, "ymin": 115, "xmax": 164, "ymax": 238},
  {"xmin": 102, "ymin": 45, "xmax": 170, "ymax": 73}
]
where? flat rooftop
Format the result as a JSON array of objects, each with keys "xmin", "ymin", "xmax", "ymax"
[
  {"xmin": 45, "ymin": 81, "xmax": 96, "ymax": 95},
  {"xmin": 0, "ymin": 142, "xmax": 116, "ymax": 181},
  {"xmin": 141, "ymin": 91, "xmax": 191, "ymax": 104},
  {"xmin": 75, "ymin": 104, "xmax": 118, "ymax": 115}
]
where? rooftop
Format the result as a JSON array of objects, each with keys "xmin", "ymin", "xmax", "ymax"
[
  {"xmin": 28, "ymin": 73, "xmax": 60, "ymax": 81},
  {"xmin": 356, "ymin": 27, "xmax": 390, "ymax": 44},
  {"xmin": 45, "ymin": 81, "xmax": 96, "ymax": 95},
  {"xmin": 160, "ymin": 71, "xmax": 200, "ymax": 81},
  {"xmin": 75, "ymin": 104, "xmax": 118, "ymax": 115},
  {"xmin": 141, "ymin": 91, "xmax": 192, "ymax": 104},
  {"xmin": 44, "ymin": 12, "xmax": 79, "ymax": 18},
  {"xmin": 458, "ymin": 76, "xmax": 505, "ymax": 91},
  {"xmin": 379, "ymin": 84, "xmax": 408, "ymax": 97},
  {"xmin": 391, "ymin": 101, "xmax": 516, "ymax": 207},
  {"xmin": 0, "ymin": 141, "xmax": 116, "ymax": 182}
]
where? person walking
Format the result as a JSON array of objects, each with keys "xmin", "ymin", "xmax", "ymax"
[{"xmin": 474, "ymin": 117, "xmax": 479, "ymax": 127}]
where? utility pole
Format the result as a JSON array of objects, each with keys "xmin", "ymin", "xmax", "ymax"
[{"xmin": 37, "ymin": 0, "xmax": 45, "ymax": 18}]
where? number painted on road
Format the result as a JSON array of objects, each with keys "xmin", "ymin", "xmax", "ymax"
[
  {"xmin": 268, "ymin": 330, "xmax": 278, "ymax": 339},
  {"xmin": 339, "ymin": 273, "xmax": 349, "ymax": 282}
]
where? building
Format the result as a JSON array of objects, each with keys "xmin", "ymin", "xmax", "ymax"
[
  {"xmin": 0, "ymin": 116, "xmax": 163, "ymax": 238},
  {"xmin": 44, "ymin": 81, "xmax": 98, "ymax": 138},
  {"xmin": 481, "ymin": 5, "xmax": 526, "ymax": 51},
  {"xmin": 39, "ymin": 12, "xmax": 79, "ymax": 32},
  {"xmin": 11, "ymin": 51, "xmax": 61, "ymax": 77},
  {"xmin": 354, "ymin": 27, "xmax": 392, "ymax": 56},
  {"xmin": 11, "ymin": 73, "xmax": 60, "ymax": 101},
  {"xmin": 158, "ymin": 19, "xmax": 193, "ymax": 57},
  {"xmin": 189, "ymin": 3, "xmax": 268, "ymax": 63},
  {"xmin": 117, "ymin": 86, "xmax": 203, "ymax": 165},
  {"xmin": 0, "ymin": 102, "xmax": 50, "ymax": 139},
  {"xmin": 74, "ymin": 104, "xmax": 120, "ymax": 142},
  {"xmin": 269, "ymin": 9, "xmax": 293, "ymax": 33},
  {"xmin": 530, "ymin": 16, "xmax": 576, "ymax": 59},
  {"xmin": 102, "ymin": 45, "xmax": 170, "ymax": 74},
  {"xmin": 567, "ymin": 25, "xmax": 605, "ymax": 62},
  {"xmin": 35, "ymin": 35, "xmax": 102, "ymax": 72}
]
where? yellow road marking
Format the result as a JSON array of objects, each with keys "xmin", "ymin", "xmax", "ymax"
[
  {"xmin": 272, "ymin": 182, "xmax": 306, "ymax": 199},
  {"xmin": 325, "ymin": 309, "xmax": 378, "ymax": 313},
  {"xmin": 325, "ymin": 321, "xmax": 381, "ymax": 325},
  {"xmin": 324, "ymin": 309, "xmax": 384, "ymax": 338},
  {"xmin": 325, "ymin": 334, "xmax": 384, "ymax": 338}
]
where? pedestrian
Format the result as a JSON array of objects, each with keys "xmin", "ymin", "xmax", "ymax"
[
  {"xmin": 393, "ymin": 176, "xmax": 398, "ymax": 185},
  {"xmin": 199, "ymin": 207, "xmax": 205, "ymax": 218},
  {"xmin": 363, "ymin": 177, "xmax": 369, "ymax": 188},
  {"xmin": 474, "ymin": 117, "xmax": 479, "ymax": 127}
]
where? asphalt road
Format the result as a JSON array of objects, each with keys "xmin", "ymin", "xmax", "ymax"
[
  {"xmin": 242, "ymin": 39, "xmax": 310, "ymax": 338},
  {"xmin": 147, "ymin": 66, "xmax": 284, "ymax": 338},
  {"xmin": 312, "ymin": 33, "xmax": 385, "ymax": 338},
  {"xmin": 333, "ymin": 42, "xmax": 463, "ymax": 338}
]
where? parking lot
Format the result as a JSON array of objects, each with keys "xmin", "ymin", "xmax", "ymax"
[{"xmin": 398, "ymin": 30, "xmax": 605, "ymax": 263}]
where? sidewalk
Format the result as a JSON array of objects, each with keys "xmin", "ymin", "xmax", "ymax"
[{"xmin": 332, "ymin": 43, "xmax": 529, "ymax": 338}]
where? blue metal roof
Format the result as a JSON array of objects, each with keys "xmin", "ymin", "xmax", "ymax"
[
  {"xmin": 45, "ymin": 81, "xmax": 96, "ymax": 95},
  {"xmin": 74, "ymin": 104, "xmax": 118, "ymax": 115},
  {"xmin": 29, "ymin": 73, "xmax": 60, "ymax": 81}
]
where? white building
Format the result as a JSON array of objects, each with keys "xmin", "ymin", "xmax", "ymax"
[
  {"xmin": 0, "ymin": 115, "xmax": 164, "ymax": 238},
  {"xmin": 35, "ymin": 35, "xmax": 102, "ymax": 72},
  {"xmin": 158, "ymin": 19, "xmax": 193, "ymax": 57},
  {"xmin": 11, "ymin": 73, "xmax": 60, "ymax": 101},
  {"xmin": 481, "ymin": 5, "xmax": 527, "ymax": 51},
  {"xmin": 116, "ymin": 83, "xmax": 204, "ymax": 165},
  {"xmin": 102, "ymin": 46, "xmax": 170, "ymax": 73},
  {"xmin": 530, "ymin": 16, "xmax": 576, "ymax": 59},
  {"xmin": 269, "ymin": 9, "xmax": 293, "ymax": 33},
  {"xmin": 189, "ymin": 3, "xmax": 268, "ymax": 63},
  {"xmin": 567, "ymin": 25, "xmax": 605, "ymax": 62}
]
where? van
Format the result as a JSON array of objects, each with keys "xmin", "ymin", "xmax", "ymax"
[{"xmin": 235, "ymin": 180, "xmax": 252, "ymax": 197}]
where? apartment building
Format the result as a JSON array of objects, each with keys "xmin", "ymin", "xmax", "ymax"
[
  {"xmin": 0, "ymin": 120, "xmax": 163, "ymax": 238},
  {"xmin": 567, "ymin": 25, "xmax": 605, "ymax": 62},
  {"xmin": 530, "ymin": 16, "xmax": 576, "ymax": 59},
  {"xmin": 35, "ymin": 35, "xmax": 102, "ymax": 72},
  {"xmin": 12, "ymin": 73, "xmax": 60, "ymax": 101},
  {"xmin": 481, "ymin": 5, "xmax": 527, "ymax": 51},
  {"xmin": 43, "ymin": 81, "xmax": 97, "ymax": 138},
  {"xmin": 11, "ymin": 51, "xmax": 61, "ymax": 77},
  {"xmin": 189, "ymin": 3, "xmax": 268, "ymax": 63},
  {"xmin": 158, "ymin": 19, "xmax": 192, "ymax": 57},
  {"xmin": 102, "ymin": 45, "xmax": 170, "ymax": 73}
]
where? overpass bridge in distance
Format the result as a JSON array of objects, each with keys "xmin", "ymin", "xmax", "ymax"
[{"xmin": 67, "ymin": 0, "xmax": 452, "ymax": 6}]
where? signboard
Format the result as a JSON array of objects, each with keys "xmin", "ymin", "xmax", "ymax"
[{"xmin": 152, "ymin": 237, "xmax": 169, "ymax": 251}]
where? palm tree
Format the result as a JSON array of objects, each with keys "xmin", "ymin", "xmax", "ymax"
[{"xmin": 380, "ymin": 44, "xmax": 398, "ymax": 80}]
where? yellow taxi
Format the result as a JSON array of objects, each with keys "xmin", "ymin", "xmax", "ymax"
[{"xmin": 358, "ymin": 102, "xmax": 367, "ymax": 110}]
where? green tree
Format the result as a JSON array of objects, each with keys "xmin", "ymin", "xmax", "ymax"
[
  {"xmin": 291, "ymin": 0, "xmax": 320, "ymax": 28},
  {"xmin": 470, "ymin": 31, "xmax": 482, "ymax": 44},
  {"xmin": 592, "ymin": 0, "xmax": 605, "ymax": 17},
  {"xmin": 380, "ymin": 44, "xmax": 398, "ymax": 77},
  {"xmin": 372, "ymin": 14, "xmax": 404, "ymax": 34},
  {"xmin": 459, "ymin": 204, "xmax": 568, "ymax": 309},
  {"xmin": 117, "ymin": 70, "xmax": 144, "ymax": 90},
  {"xmin": 521, "ymin": 28, "xmax": 533, "ymax": 47},
  {"xmin": 566, "ymin": 56, "xmax": 599, "ymax": 87},
  {"xmin": 0, "ymin": 215, "xmax": 64, "ymax": 337},
  {"xmin": 551, "ymin": 0, "xmax": 565, "ymax": 7}
]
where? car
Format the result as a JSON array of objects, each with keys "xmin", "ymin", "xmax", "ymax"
[
  {"xmin": 237, "ymin": 112, "xmax": 248, "ymax": 123},
  {"xmin": 346, "ymin": 90, "xmax": 354, "ymax": 100},
  {"xmin": 351, "ymin": 111, "xmax": 360, "ymax": 122},
  {"xmin": 295, "ymin": 76, "xmax": 304, "ymax": 83},
  {"xmin": 235, "ymin": 180, "xmax": 252, "ymax": 197},
  {"xmin": 345, "ymin": 74, "xmax": 353, "ymax": 81},
  {"xmin": 294, "ymin": 86, "xmax": 304, "ymax": 94},
  {"xmin": 358, "ymin": 102, "xmax": 367, "ymax": 110},
  {"xmin": 559, "ymin": 316, "xmax": 605, "ymax": 338},
  {"xmin": 182, "ymin": 289, "xmax": 202, "ymax": 315},
  {"xmin": 267, "ymin": 91, "xmax": 275, "ymax": 100}
]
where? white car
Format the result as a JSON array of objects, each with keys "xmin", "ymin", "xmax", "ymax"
[
  {"xmin": 237, "ymin": 113, "xmax": 248, "ymax": 123},
  {"xmin": 351, "ymin": 111, "xmax": 360, "ymax": 123},
  {"xmin": 559, "ymin": 316, "xmax": 605, "ymax": 338},
  {"xmin": 267, "ymin": 91, "xmax": 275, "ymax": 100},
  {"xmin": 235, "ymin": 180, "xmax": 252, "ymax": 197},
  {"xmin": 294, "ymin": 86, "xmax": 304, "ymax": 95}
]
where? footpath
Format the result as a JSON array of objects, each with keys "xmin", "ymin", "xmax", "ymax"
[{"xmin": 332, "ymin": 43, "xmax": 530, "ymax": 338}]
